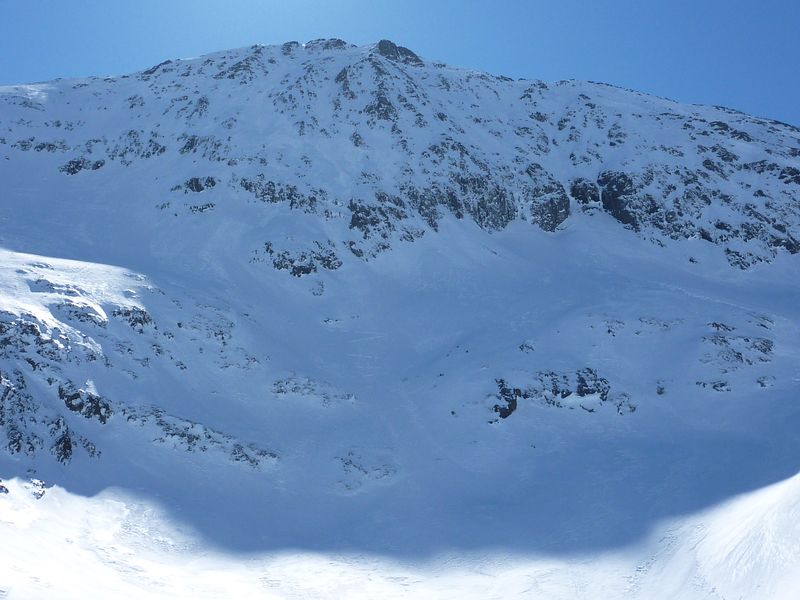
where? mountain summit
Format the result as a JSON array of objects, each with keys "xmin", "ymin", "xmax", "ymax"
[
  {"xmin": 2, "ymin": 38, "xmax": 798, "ymax": 270},
  {"xmin": 1, "ymin": 39, "xmax": 798, "ymax": 599}
]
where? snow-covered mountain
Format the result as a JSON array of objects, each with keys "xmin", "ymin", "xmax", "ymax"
[{"xmin": 1, "ymin": 39, "xmax": 798, "ymax": 599}]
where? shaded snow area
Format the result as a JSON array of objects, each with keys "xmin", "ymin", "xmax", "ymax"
[{"xmin": 1, "ymin": 39, "xmax": 799, "ymax": 598}]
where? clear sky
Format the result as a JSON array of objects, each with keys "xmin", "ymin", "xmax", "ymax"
[{"xmin": 2, "ymin": 0, "xmax": 798, "ymax": 125}]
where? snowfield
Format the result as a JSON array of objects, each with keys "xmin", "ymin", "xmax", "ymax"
[
  {"xmin": 0, "ymin": 39, "xmax": 798, "ymax": 598},
  {"xmin": 2, "ymin": 472, "xmax": 798, "ymax": 598}
]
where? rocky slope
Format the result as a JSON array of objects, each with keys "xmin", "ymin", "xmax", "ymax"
[
  {"xmin": 0, "ymin": 39, "xmax": 798, "ymax": 599},
  {"xmin": 1, "ymin": 38, "xmax": 798, "ymax": 271}
]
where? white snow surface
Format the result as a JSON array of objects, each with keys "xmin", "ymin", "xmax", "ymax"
[
  {"xmin": 0, "ymin": 39, "xmax": 799, "ymax": 598},
  {"xmin": 2, "ymin": 473, "xmax": 798, "ymax": 599}
]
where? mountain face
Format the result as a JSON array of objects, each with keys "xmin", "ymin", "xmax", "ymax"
[
  {"xmin": 1, "ymin": 39, "xmax": 799, "ymax": 599},
  {"xmin": 2, "ymin": 38, "xmax": 799, "ymax": 269}
]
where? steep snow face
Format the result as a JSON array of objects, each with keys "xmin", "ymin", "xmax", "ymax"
[
  {"xmin": 0, "ymin": 39, "xmax": 799, "ymax": 598},
  {"xmin": 1, "ymin": 38, "xmax": 799, "ymax": 270}
]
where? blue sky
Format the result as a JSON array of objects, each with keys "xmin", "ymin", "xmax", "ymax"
[{"xmin": 2, "ymin": 0, "xmax": 798, "ymax": 125}]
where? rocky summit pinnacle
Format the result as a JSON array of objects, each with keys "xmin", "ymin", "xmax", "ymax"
[{"xmin": 375, "ymin": 39, "xmax": 425, "ymax": 66}]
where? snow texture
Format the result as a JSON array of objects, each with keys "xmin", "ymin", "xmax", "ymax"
[{"xmin": 0, "ymin": 39, "xmax": 798, "ymax": 598}]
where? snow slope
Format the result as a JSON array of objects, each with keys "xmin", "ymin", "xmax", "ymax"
[
  {"xmin": 2, "ymin": 472, "xmax": 798, "ymax": 599},
  {"xmin": 0, "ymin": 39, "xmax": 798, "ymax": 598}
]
